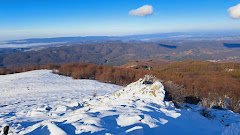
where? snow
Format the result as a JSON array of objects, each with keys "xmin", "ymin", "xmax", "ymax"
[
  {"xmin": 126, "ymin": 126, "xmax": 143, "ymax": 133},
  {"xmin": 0, "ymin": 71, "xmax": 239, "ymax": 134},
  {"xmin": 0, "ymin": 70, "xmax": 121, "ymax": 134},
  {"xmin": 222, "ymin": 123, "xmax": 240, "ymax": 135},
  {"xmin": 46, "ymin": 123, "xmax": 67, "ymax": 135},
  {"xmin": 116, "ymin": 115, "xmax": 142, "ymax": 127}
]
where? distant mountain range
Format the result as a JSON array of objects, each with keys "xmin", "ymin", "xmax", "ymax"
[
  {"xmin": 1, "ymin": 31, "xmax": 240, "ymax": 47},
  {"xmin": 0, "ymin": 31, "xmax": 240, "ymax": 68}
]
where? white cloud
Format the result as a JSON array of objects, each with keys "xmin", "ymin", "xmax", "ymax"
[
  {"xmin": 129, "ymin": 5, "xmax": 153, "ymax": 17},
  {"xmin": 228, "ymin": 4, "xmax": 240, "ymax": 19}
]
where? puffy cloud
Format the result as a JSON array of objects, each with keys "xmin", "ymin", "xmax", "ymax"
[
  {"xmin": 129, "ymin": 5, "xmax": 153, "ymax": 17},
  {"xmin": 228, "ymin": 4, "xmax": 240, "ymax": 19}
]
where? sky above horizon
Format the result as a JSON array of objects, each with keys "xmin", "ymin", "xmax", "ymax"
[{"xmin": 0, "ymin": 0, "xmax": 240, "ymax": 41}]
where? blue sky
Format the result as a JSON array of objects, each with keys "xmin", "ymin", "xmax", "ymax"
[{"xmin": 0, "ymin": 0, "xmax": 239, "ymax": 40}]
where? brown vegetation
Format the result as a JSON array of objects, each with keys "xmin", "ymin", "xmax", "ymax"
[
  {"xmin": 154, "ymin": 61, "xmax": 240, "ymax": 112},
  {"xmin": 0, "ymin": 64, "xmax": 59, "ymax": 75},
  {"xmin": 0, "ymin": 61, "xmax": 239, "ymax": 113},
  {"xmin": 55, "ymin": 63, "xmax": 149, "ymax": 85}
]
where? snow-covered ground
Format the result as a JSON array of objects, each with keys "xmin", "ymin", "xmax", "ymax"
[
  {"xmin": 0, "ymin": 70, "xmax": 239, "ymax": 134},
  {"xmin": 0, "ymin": 70, "xmax": 122, "ymax": 134}
]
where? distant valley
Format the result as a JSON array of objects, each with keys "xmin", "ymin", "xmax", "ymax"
[{"xmin": 0, "ymin": 32, "xmax": 240, "ymax": 68}]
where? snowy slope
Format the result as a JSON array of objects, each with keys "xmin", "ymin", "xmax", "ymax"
[
  {"xmin": 0, "ymin": 70, "xmax": 122, "ymax": 134},
  {"xmin": 0, "ymin": 71, "xmax": 240, "ymax": 135}
]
